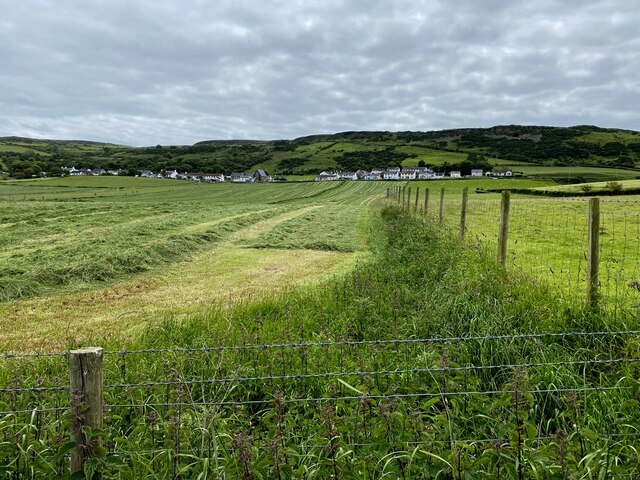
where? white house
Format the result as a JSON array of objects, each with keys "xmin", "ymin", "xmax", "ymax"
[
  {"xmin": 418, "ymin": 170, "xmax": 436, "ymax": 180},
  {"xmin": 364, "ymin": 172, "xmax": 381, "ymax": 180},
  {"xmin": 202, "ymin": 173, "xmax": 225, "ymax": 182},
  {"xmin": 382, "ymin": 169, "xmax": 400, "ymax": 180},
  {"xmin": 487, "ymin": 169, "xmax": 513, "ymax": 177},
  {"xmin": 450, "ymin": 171, "xmax": 462, "ymax": 178},
  {"xmin": 340, "ymin": 172, "xmax": 358, "ymax": 180},
  {"xmin": 400, "ymin": 169, "xmax": 417, "ymax": 180},
  {"xmin": 315, "ymin": 172, "xmax": 340, "ymax": 181},
  {"xmin": 230, "ymin": 172, "xmax": 253, "ymax": 183},
  {"xmin": 164, "ymin": 170, "xmax": 180, "ymax": 179},
  {"xmin": 471, "ymin": 169, "xmax": 483, "ymax": 177}
]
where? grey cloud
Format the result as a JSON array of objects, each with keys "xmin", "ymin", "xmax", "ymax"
[{"xmin": 1, "ymin": 0, "xmax": 639, "ymax": 145}]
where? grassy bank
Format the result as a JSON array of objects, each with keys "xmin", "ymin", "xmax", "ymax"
[{"xmin": 2, "ymin": 205, "xmax": 639, "ymax": 478}]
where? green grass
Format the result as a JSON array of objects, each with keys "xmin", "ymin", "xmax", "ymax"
[
  {"xmin": 516, "ymin": 165, "xmax": 640, "ymax": 182},
  {"xmin": 534, "ymin": 179, "xmax": 640, "ymax": 193},
  {"xmin": 1, "ymin": 206, "xmax": 639, "ymax": 478},
  {"xmin": 0, "ymin": 179, "xmax": 393, "ymax": 306}
]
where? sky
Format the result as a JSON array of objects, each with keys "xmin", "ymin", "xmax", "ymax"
[{"xmin": 1, "ymin": 0, "xmax": 639, "ymax": 146}]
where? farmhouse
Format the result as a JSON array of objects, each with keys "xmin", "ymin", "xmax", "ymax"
[
  {"xmin": 382, "ymin": 169, "xmax": 400, "ymax": 180},
  {"xmin": 364, "ymin": 172, "xmax": 381, "ymax": 180},
  {"xmin": 201, "ymin": 173, "xmax": 225, "ymax": 182},
  {"xmin": 315, "ymin": 172, "xmax": 340, "ymax": 181},
  {"xmin": 487, "ymin": 169, "xmax": 513, "ymax": 177},
  {"xmin": 340, "ymin": 172, "xmax": 358, "ymax": 180},
  {"xmin": 253, "ymin": 169, "xmax": 271, "ymax": 182},
  {"xmin": 470, "ymin": 169, "xmax": 483, "ymax": 177},
  {"xmin": 450, "ymin": 171, "xmax": 462, "ymax": 178},
  {"xmin": 230, "ymin": 172, "xmax": 254, "ymax": 183},
  {"xmin": 399, "ymin": 169, "xmax": 417, "ymax": 180}
]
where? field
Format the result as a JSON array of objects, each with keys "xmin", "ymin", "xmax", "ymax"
[
  {"xmin": 2, "ymin": 177, "xmax": 640, "ymax": 478},
  {"xmin": 396, "ymin": 183, "xmax": 640, "ymax": 312},
  {"xmin": 0, "ymin": 177, "xmax": 389, "ymax": 351}
]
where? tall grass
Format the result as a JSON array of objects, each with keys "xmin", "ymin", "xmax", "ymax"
[{"xmin": 1, "ymin": 205, "xmax": 639, "ymax": 478}]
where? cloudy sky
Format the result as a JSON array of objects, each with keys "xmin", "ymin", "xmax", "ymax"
[{"xmin": 1, "ymin": 0, "xmax": 639, "ymax": 146}]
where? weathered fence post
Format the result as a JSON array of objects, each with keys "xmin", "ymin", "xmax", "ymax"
[
  {"xmin": 587, "ymin": 198, "xmax": 600, "ymax": 307},
  {"xmin": 460, "ymin": 187, "xmax": 469, "ymax": 240},
  {"xmin": 497, "ymin": 190, "xmax": 511, "ymax": 266},
  {"xmin": 406, "ymin": 186, "xmax": 412, "ymax": 211},
  {"xmin": 424, "ymin": 188, "xmax": 429, "ymax": 215},
  {"xmin": 70, "ymin": 347, "xmax": 104, "ymax": 479},
  {"xmin": 439, "ymin": 188, "xmax": 445, "ymax": 225},
  {"xmin": 402, "ymin": 186, "xmax": 406, "ymax": 209},
  {"xmin": 414, "ymin": 187, "xmax": 420, "ymax": 212},
  {"xmin": 386, "ymin": 187, "xmax": 390, "ymax": 198}
]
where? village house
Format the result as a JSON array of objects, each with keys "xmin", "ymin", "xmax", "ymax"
[
  {"xmin": 230, "ymin": 172, "xmax": 254, "ymax": 183},
  {"xmin": 399, "ymin": 168, "xmax": 417, "ymax": 180},
  {"xmin": 340, "ymin": 172, "xmax": 358, "ymax": 180},
  {"xmin": 364, "ymin": 172, "xmax": 381, "ymax": 180},
  {"xmin": 315, "ymin": 171, "xmax": 340, "ymax": 181},
  {"xmin": 449, "ymin": 171, "xmax": 462, "ymax": 178},
  {"xmin": 253, "ymin": 169, "xmax": 270, "ymax": 182},
  {"xmin": 470, "ymin": 169, "xmax": 483, "ymax": 177},
  {"xmin": 487, "ymin": 169, "xmax": 513, "ymax": 177},
  {"xmin": 201, "ymin": 173, "xmax": 225, "ymax": 182},
  {"xmin": 382, "ymin": 169, "xmax": 400, "ymax": 180},
  {"xmin": 164, "ymin": 170, "xmax": 180, "ymax": 179}
]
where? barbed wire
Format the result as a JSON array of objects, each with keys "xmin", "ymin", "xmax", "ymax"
[
  {"xmin": 103, "ymin": 356, "xmax": 640, "ymax": 391},
  {"xmin": 0, "ymin": 351, "xmax": 68, "ymax": 360},
  {"xmin": 91, "ymin": 329, "xmax": 640, "ymax": 356},
  {"xmin": 104, "ymin": 385, "xmax": 634, "ymax": 410},
  {"xmin": 0, "ymin": 406, "xmax": 68, "ymax": 415}
]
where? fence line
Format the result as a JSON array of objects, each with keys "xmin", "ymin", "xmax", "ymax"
[{"xmin": 3, "ymin": 329, "xmax": 639, "ymax": 359}]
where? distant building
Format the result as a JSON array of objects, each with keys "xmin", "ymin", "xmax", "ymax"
[
  {"xmin": 450, "ymin": 171, "xmax": 462, "ymax": 178},
  {"xmin": 470, "ymin": 169, "xmax": 483, "ymax": 177},
  {"xmin": 487, "ymin": 169, "xmax": 513, "ymax": 177},
  {"xmin": 253, "ymin": 169, "xmax": 270, "ymax": 182}
]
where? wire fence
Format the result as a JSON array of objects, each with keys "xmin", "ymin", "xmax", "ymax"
[
  {"xmin": 3, "ymin": 190, "xmax": 640, "ymax": 477},
  {"xmin": 395, "ymin": 186, "xmax": 640, "ymax": 312}
]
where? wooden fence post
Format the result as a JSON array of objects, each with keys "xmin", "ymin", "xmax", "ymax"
[
  {"xmin": 414, "ymin": 187, "xmax": 420, "ymax": 212},
  {"xmin": 70, "ymin": 347, "xmax": 104, "ymax": 479},
  {"xmin": 439, "ymin": 188, "xmax": 445, "ymax": 225},
  {"xmin": 424, "ymin": 188, "xmax": 429, "ymax": 216},
  {"xmin": 587, "ymin": 198, "xmax": 600, "ymax": 307},
  {"xmin": 407, "ymin": 186, "xmax": 412, "ymax": 211},
  {"xmin": 460, "ymin": 187, "xmax": 469, "ymax": 240},
  {"xmin": 497, "ymin": 190, "xmax": 511, "ymax": 266},
  {"xmin": 402, "ymin": 186, "xmax": 406, "ymax": 209}
]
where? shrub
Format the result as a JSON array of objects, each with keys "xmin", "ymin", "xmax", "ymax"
[{"xmin": 605, "ymin": 181, "xmax": 623, "ymax": 192}]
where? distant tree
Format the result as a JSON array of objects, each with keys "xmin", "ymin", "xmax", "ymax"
[
  {"xmin": 417, "ymin": 160, "xmax": 426, "ymax": 167},
  {"xmin": 606, "ymin": 181, "xmax": 623, "ymax": 192}
]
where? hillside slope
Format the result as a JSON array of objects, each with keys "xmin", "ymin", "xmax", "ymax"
[{"xmin": 2, "ymin": 125, "xmax": 639, "ymax": 179}]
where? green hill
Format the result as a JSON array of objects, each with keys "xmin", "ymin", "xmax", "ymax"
[{"xmin": 2, "ymin": 125, "xmax": 639, "ymax": 179}]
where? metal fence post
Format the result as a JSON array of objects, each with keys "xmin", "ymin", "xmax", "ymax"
[
  {"xmin": 587, "ymin": 198, "xmax": 600, "ymax": 307},
  {"xmin": 497, "ymin": 190, "xmax": 511, "ymax": 266},
  {"xmin": 70, "ymin": 347, "xmax": 104, "ymax": 479}
]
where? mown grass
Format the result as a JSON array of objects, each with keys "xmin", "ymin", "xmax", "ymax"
[
  {"xmin": 1, "ymin": 205, "xmax": 639, "ymax": 478},
  {"xmin": 0, "ymin": 179, "xmax": 394, "ymax": 305}
]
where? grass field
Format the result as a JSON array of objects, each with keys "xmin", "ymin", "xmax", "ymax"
[
  {"xmin": 0, "ymin": 177, "xmax": 389, "ymax": 351},
  {"xmin": 533, "ymin": 178, "xmax": 640, "ymax": 193},
  {"xmin": 397, "ymin": 186, "xmax": 640, "ymax": 312},
  {"xmin": 2, "ymin": 203, "xmax": 639, "ymax": 478}
]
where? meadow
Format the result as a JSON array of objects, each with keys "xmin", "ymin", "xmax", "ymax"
[
  {"xmin": 1, "ymin": 177, "xmax": 640, "ymax": 478},
  {"xmin": 0, "ymin": 177, "xmax": 388, "ymax": 351},
  {"xmin": 399, "ymin": 181, "xmax": 640, "ymax": 314}
]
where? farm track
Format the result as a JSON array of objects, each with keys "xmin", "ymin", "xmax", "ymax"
[{"xmin": 0, "ymin": 205, "xmax": 361, "ymax": 352}]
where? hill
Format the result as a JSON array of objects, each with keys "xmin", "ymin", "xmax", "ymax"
[{"xmin": 1, "ymin": 125, "xmax": 639, "ymax": 179}]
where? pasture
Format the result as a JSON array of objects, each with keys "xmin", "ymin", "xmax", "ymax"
[
  {"xmin": 2, "ymin": 176, "xmax": 640, "ymax": 478},
  {"xmin": 0, "ymin": 178, "xmax": 388, "ymax": 351}
]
